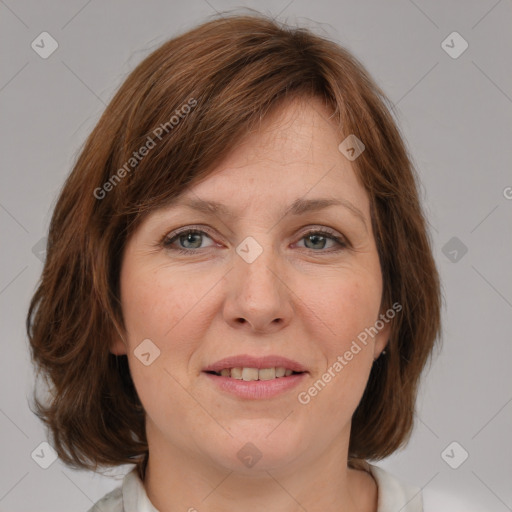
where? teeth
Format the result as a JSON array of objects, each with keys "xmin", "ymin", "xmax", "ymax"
[
  {"xmin": 231, "ymin": 367, "xmax": 243, "ymax": 379},
  {"xmin": 258, "ymin": 368, "xmax": 276, "ymax": 380},
  {"xmin": 242, "ymin": 368, "xmax": 259, "ymax": 381},
  {"xmin": 215, "ymin": 366, "xmax": 300, "ymax": 380},
  {"xmin": 275, "ymin": 367, "xmax": 286, "ymax": 377}
]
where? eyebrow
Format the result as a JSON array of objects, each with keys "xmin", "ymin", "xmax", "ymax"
[{"xmin": 168, "ymin": 196, "xmax": 367, "ymax": 230}]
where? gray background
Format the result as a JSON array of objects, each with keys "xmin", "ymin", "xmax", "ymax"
[{"xmin": 1, "ymin": 0, "xmax": 511, "ymax": 510}]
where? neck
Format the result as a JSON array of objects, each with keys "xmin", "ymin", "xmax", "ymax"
[{"xmin": 142, "ymin": 424, "xmax": 377, "ymax": 512}]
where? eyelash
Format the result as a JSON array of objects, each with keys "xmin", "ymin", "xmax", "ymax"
[{"xmin": 161, "ymin": 225, "xmax": 348, "ymax": 255}]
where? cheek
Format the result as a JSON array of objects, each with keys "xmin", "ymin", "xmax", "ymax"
[
  {"xmin": 119, "ymin": 264, "xmax": 202, "ymax": 426},
  {"xmin": 296, "ymin": 277, "xmax": 379, "ymax": 420},
  {"xmin": 314, "ymin": 270, "xmax": 382, "ymax": 347},
  {"xmin": 302, "ymin": 267, "xmax": 382, "ymax": 397},
  {"xmin": 120, "ymin": 261, "xmax": 209, "ymax": 343},
  {"xmin": 119, "ymin": 260, "xmax": 221, "ymax": 400}
]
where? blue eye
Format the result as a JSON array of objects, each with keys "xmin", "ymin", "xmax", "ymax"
[
  {"xmin": 162, "ymin": 227, "xmax": 347, "ymax": 255},
  {"xmin": 298, "ymin": 230, "xmax": 347, "ymax": 251},
  {"xmin": 163, "ymin": 229, "xmax": 215, "ymax": 252}
]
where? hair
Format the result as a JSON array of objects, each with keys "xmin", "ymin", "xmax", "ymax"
[{"xmin": 26, "ymin": 11, "xmax": 442, "ymax": 480}]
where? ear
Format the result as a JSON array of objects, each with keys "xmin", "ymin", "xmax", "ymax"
[
  {"xmin": 372, "ymin": 314, "xmax": 391, "ymax": 360},
  {"xmin": 110, "ymin": 335, "xmax": 128, "ymax": 356}
]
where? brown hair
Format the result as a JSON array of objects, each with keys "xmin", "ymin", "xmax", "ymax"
[{"xmin": 26, "ymin": 12, "xmax": 442, "ymax": 479}]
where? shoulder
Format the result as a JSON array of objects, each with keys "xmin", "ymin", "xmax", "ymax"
[
  {"xmin": 86, "ymin": 484, "xmax": 123, "ymax": 512},
  {"xmin": 86, "ymin": 468, "xmax": 159, "ymax": 512},
  {"xmin": 367, "ymin": 463, "xmax": 423, "ymax": 512},
  {"xmin": 368, "ymin": 464, "xmax": 467, "ymax": 512}
]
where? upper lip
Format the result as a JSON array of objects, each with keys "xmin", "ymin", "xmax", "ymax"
[{"xmin": 203, "ymin": 354, "xmax": 308, "ymax": 373}]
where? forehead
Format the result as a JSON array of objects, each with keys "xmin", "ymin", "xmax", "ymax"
[
  {"xmin": 134, "ymin": 96, "xmax": 372, "ymax": 237},
  {"xmin": 176, "ymin": 97, "xmax": 370, "ymax": 216}
]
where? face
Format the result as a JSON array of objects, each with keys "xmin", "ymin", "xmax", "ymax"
[{"xmin": 112, "ymin": 96, "xmax": 390, "ymax": 474}]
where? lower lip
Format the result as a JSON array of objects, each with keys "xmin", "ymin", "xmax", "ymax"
[{"xmin": 203, "ymin": 372, "xmax": 307, "ymax": 399}]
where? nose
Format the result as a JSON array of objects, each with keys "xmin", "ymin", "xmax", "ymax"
[{"xmin": 222, "ymin": 241, "xmax": 293, "ymax": 334}]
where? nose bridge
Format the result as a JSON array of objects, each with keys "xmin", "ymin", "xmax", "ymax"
[
  {"xmin": 224, "ymin": 232, "xmax": 292, "ymax": 331},
  {"xmin": 235, "ymin": 233, "xmax": 281, "ymax": 298}
]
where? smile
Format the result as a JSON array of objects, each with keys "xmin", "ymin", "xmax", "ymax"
[
  {"xmin": 206, "ymin": 367, "xmax": 301, "ymax": 380},
  {"xmin": 203, "ymin": 370, "xmax": 307, "ymax": 399}
]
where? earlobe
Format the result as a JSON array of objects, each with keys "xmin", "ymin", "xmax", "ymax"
[{"xmin": 373, "ymin": 315, "xmax": 391, "ymax": 360}]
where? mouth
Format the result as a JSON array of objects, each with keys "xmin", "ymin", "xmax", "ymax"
[
  {"xmin": 202, "ymin": 355, "xmax": 308, "ymax": 399},
  {"xmin": 204, "ymin": 367, "xmax": 303, "ymax": 380}
]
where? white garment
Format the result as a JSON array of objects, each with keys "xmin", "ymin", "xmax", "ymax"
[{"xmin": 87, "ymin": 463, "xmax": 423, "ymax": 512}]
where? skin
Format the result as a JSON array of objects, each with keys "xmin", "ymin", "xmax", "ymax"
[{"xmin": 111, "ymin": 96, "xmax": 390, "ymax": 512}]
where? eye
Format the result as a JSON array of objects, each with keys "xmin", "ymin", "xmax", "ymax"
[
  {"xmin": 295, "ymin": 228, "xmax": 347, "ymax": 252},
  {"xmin": 162, "ymin": 226, "xmax": 348, "ymax": 255},
  {"xmin": 162, "ymin": 227, "xmax": 216, "ymax": 253}
]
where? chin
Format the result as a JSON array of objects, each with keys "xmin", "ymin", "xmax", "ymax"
[{"xmin": 207, "ymin": 424, "xmax": 307, "ymax": 472}]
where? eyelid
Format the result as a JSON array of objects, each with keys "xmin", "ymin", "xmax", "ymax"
[
  {"xmin": 297, "ymin": 225, "xmax": 345, "ymax": 239},
  {"xmin": 161, "ymin": 224, "xmax": 349, "ymax": 251},
  {"xmin": 295, "ymin": 226, "xmax": 349, "ymax": 250},
  {"xmin": 161, "ymin": 224, "xmax": 218, "ymax": 246}
]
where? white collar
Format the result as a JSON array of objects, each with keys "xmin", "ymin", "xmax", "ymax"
[
  {"xmin": 367, "ymin": 463, "xmax": 423, "ymax": 511},
  {"xmin": 120, "ymin": 463, "xmax": 423, "ymax": 512}
]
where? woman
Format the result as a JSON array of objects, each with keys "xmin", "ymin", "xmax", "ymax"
[{"xmin": 27, "ymin": 13, "xmax": 441, "ymax": 512}]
